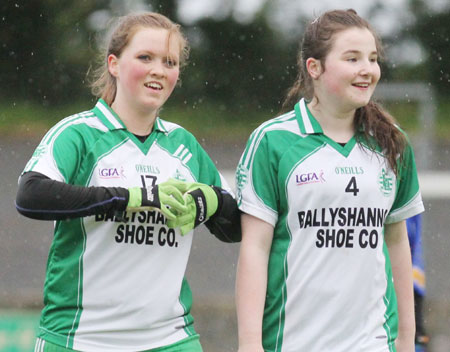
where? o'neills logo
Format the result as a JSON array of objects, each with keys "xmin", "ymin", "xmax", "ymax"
[
  {"xmin": 99, "ymin": 167, "xmax": 125, "ymax": 179},
  {"xmin": 146, "ymin": 186, "xmax": 155, "ymax": 202},
  {"xmin": 197, "ymin": 196, "xmax": 205, "ymax": 222},
  {"xmin": 296, "ymin": 170, "xmax": 325, "ymax": 186}
]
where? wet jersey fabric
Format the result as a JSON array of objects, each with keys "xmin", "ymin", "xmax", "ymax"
[
  {"xmin": 23, "ymin": 99, "xmax": 229, "ymax": 351},
  {"xmin": 236, "ymin": 98, "xmax": 424, "ymax": 352}
]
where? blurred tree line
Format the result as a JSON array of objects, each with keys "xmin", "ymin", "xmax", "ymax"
[{"xmin": 1, "ymin": 0, "xmax": 449, "ymax": 118}]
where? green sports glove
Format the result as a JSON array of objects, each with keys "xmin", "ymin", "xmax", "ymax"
[
  {"xmin": 166, "ymin": 182, "xmax": 219, "ymax": 235},
  {"xmin": 127, "ymin": 179, "xmax": 188, "ymax": 221}
]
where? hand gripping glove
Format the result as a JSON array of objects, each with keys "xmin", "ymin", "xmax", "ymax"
[
  {"xmin": 166, "ymin": 182, "xmax": 219, "ymax": 235},
  {"xmin": 126, "ymin": 179, "xmax": 188, "ymax": 221}
]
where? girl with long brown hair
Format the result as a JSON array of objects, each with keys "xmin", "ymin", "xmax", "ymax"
[{"xmin": 236, "ymin": 9, "xmax": 423, "ymax": 352}]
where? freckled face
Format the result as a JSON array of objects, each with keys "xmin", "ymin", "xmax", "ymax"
[
  {"xmin": 315, "ymin": 27, "xmax": 381, "ymax": 113},
  {"xmin": 108, "ymin": 27, "xmax": 180, "ymax": 117}
]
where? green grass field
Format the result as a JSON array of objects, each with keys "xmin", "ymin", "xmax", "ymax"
[
  {"xmin": 0, "ymin": 310, "xmax": 40, "ymax": 351},
  {"xmin": 0, "ymin": 100, "xmax": 257, "ymax": 142},
  {"xmin": 1, "ymin": 99, "xmax": 450, "ymax": 142}
]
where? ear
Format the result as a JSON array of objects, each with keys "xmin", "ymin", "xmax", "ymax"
[
  {"xmin": 306, "ymin": 58, "xmax": 322, "ymax": 80},
  {"xmin": 107, "ymin": 54, "xmax": 119, "ymax": 77}
]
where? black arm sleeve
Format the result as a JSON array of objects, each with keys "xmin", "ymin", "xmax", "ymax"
[
  {"xmin": 15, "ymin": 171, "xmax": 129, "ymax": 221},
  {"xmin": 204, "ymin": 186, "xmax": 242, "ymax": 243}
]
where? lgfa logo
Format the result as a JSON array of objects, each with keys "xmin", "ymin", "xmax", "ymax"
[
  {"xmin": 296, "ymin": 170, "xmax": 325, "ymax": 186},
  {"xmin": 99, "ymin": 166, "xmax": 126, "ymax": 179}
]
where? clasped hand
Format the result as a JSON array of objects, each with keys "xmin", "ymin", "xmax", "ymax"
[{"xmin": 127, "ymin": 178, "xmax": 218, "ymax": 235}]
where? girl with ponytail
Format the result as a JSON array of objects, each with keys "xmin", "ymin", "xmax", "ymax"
[{"xmin": 236, "ymin": 9, "xmax": 424, "ymax": 352}]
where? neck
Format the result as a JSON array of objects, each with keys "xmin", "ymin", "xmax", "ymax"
[
  {"xmin": 307, "ymin": 98, "xmax": 356, "ymax": 143},
  {"xmin": 111, "ymin": 100, "xmax": 157, "ymax": 136}
]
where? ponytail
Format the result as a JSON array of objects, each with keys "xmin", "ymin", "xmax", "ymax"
[
  {"xmin": 280, "ymin": 34, "xmax": 314, "ymax": 114},
  {"xmin": 280, "ymin": 80, "xmax": 302, "ymax": 114},
  {"xmin": 355, "ymin": 102, "xmax": 407, "ymax": 176}
]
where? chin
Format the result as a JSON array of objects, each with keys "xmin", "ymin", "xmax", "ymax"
[
  {"xmin": 141, "ymin": 100, "xmax": 163, "ymax": 111},
  {"xmin": 350, "ymin": 96, "xmax": 372, "ymax": 109},
  {"xmin": 355, "ymin": 101, "xmax": 370, "ymax": 109}
]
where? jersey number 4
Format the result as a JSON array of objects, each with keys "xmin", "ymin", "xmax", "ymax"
[{"xmin": 345, "ymin": 176, "xmax": 360, "ymax": 196}]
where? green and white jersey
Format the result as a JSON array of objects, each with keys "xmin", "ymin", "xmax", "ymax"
[
  {"xmin": 23, "ymin": 99, "xmax": 229, "ymax": 351},
  {"xmin": 236, "ymin": 98, "xmax": 424, "ymax": 352}
]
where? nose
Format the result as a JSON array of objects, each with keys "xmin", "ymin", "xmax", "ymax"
[
  {"xmin": 149, "ymin": 60, "xmax": 166, "ymax": 78},
  {"xmin": 359, "ymin": 59, "xmax": 378, "ymax": 78},
  {"xmin": 359, "ymin": 61, "xmax": 371, "ymax": 76}
]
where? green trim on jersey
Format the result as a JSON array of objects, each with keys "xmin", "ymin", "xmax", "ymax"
[
  {"xmin": 42, "ymin": 111, "xmax": 97, "ymax": 146},
  {"xmin": 38, "ymin": 219, "xmax": 86, "ymax": 348},
  {"xmin": 296, "ymin": 100, "xmax": 360, "ymax": 157},
  {"xmin": 263, "ymin": 142, "xmax": 329, "ymax": 350},
  {"xmin": 240, "ymin": 111, "xmax": 297, "ymax": 171},
  {"xmin": 179, "ymin": 278, "xmax": 196, "ymax": 337},
  {"xmin": 294, "ymin": 99, "xmax": 323, "ymax": 134},
  {"xmin": 92, "ymin": 99, "xmax": 125, "ymax": 130},
  {"xmin": 382, "ymin": 238, "xmax": 399, "ymax": 352},
  {"xmin": 23, "ymin": 111, "xmax": 102, "ymax": 177},
  {"xmin": 66, "ymin": 221, "xmax": 88, "ymax": 348}
]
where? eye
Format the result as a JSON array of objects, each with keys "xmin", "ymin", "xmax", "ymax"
[
  {"xmin": 347, "ymin": 57, "xmax": 357, "ymax": 62},
  {"xmin": 370, "ymin": 57, "xmax": 378, "ymax": 63},
  {"xmin": 138, "ymin": 54, "xmax": 152, "ymax": 61},
  {"xmin": 165, "ymin": 58, "xmax": 178, "ymax": 68}
]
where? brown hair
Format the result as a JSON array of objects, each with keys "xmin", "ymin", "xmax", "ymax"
[
  {"xmin": 90, "ymin": 12, "xmax": 190, "ymax": 105},
  {"xmin": 281, "ymin": 9, "xmax": 406, "ymax": 175}
]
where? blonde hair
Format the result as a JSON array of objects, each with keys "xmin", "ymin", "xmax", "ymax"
[{"xmin": 90, "ymin": 12, "xmax": 190, "ymax": 105}]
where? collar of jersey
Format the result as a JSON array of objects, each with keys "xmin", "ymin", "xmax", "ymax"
[
  {"xmin": 92, "ymin": 99, "xmax": 168, "ymax": 134},
  {"xmin": 294, "ymin": 98, "xmax": 366, "ymax": 135},
  {"xmin": 294, "ymin": 98, "xmax": 358, "ymax": 156},
  {"xmin": 294, "ymin": 98, "xmax": 323, "ymax": 135}
]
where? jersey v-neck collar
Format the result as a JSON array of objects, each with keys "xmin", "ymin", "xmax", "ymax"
[
  {"xmin": 93, "ymin": 99, "xmax": 126, "ymax": 130},
  {"xmin": 92, "ymin": 99, "xmax": 169, "ymax": 153},
  {"xmin": 294, "ymin": 98, "xmax": 357, "ymax": 157},
  {"xmin": 92, "ymin": 99, "xmax": 168, "ymax": 134},
  {"xmin": 295, "ymin": 98, "xmax": 323, "ymax": 135}
]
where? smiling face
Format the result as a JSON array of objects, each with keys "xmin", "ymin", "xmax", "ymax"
[
  {"xmin": 311, "ymin": 27, "xmax": 381, "ymax": 114},
  {"xmin": 108, "ymin": 27, "xmax": 180, "ymax": 118}
]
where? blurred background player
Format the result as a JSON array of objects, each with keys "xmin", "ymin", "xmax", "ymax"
[{"xmin": 407, "ymin": 213, "xmax": 430, "ymax": 352}]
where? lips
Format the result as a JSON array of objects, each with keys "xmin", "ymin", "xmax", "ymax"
[
  {"xmin": 352, "ymin": 83, "xmax": 370, "ymax": 88},
  {"xmin": 144, "ymin": 82, "xmax": 163, "ymax": 90}
]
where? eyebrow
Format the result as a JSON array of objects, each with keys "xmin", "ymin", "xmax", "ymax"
[
  {"xmin": 137, "ymin": 49, "xmax": 179, "ymax": 59},
  {"xmin": 342, "ymin": 50, "xmax": 378, "ymax": 55}
]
